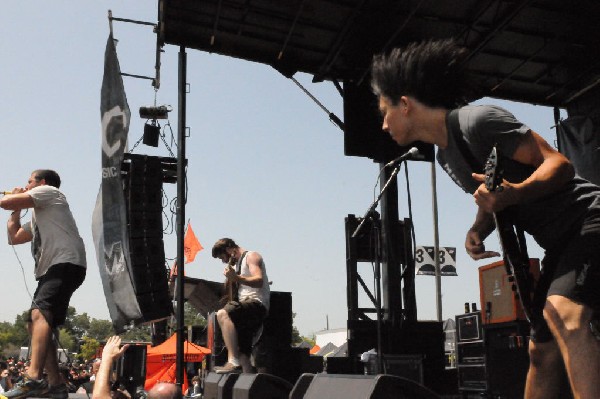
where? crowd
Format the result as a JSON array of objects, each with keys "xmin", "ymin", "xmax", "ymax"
[
  {"xmin": 0, "ymin": 356, "xmax": 101, "ymax": 394},
  {"xmin": 1, "ymin": 348, "xmax": 197, "ymax": 399}
]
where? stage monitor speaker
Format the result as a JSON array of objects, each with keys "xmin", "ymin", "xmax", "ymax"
[
  {"xmin": 479, "ymin": 259, "xmax": 540, "ymax": 324},
  {"xmin": 302, "ymin": 373, "xmax": 441, "ymax": 399},
  {"xmin": 203, "ymin": 373, "xmax": 223, "ymax": 399},
  {"xmin": 232, "ymin": 373, "xmax": 293, "ymax": 399},
  {"xmin": 343, "ymin": 81, "xmax": 434, "ymax": 164},
  {"xmin": 217, "ymin": 373, "xmax": 240, "ymax": 399},
  {"xmin": 114, "ymin": 344, "xmax": 147, "ymax": 397},
  {"xmin": 289, "ymin": 373, "xmax": 315, "ymax": 399}
]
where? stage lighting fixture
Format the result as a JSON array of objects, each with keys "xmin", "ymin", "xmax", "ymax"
[
  {"xmin": 139, "ymin": 105, "xmax": 170, "ymax": 120},
  {"xmin": 143, "ymin": 122, "xmax": 161, "ymax": 147}
]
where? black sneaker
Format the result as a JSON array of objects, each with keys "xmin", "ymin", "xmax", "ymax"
[
  {"xmin": 214, "ymin": 362, "xmax": 242, "ymax": 374},
  {"xmin": 1, "ymin": 376, "xmax": 48, "ymax": 399}
]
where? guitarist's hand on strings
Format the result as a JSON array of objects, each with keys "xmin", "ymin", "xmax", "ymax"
[
  {"xmin": 471, "ymin": 173, "xmax": 518, "ymax": 213},
  {"xmin": 224, "ymin": 264, "xmax": 238, "ymax": 281}
]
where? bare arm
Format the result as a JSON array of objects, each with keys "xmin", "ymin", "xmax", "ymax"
[
  {"xmin": 465, "ymin": 207, "xmax": 500, "ymax": 260},
  {"xmin": 225, "ymin": 252, "xmax": 265, "ymax": 288},
  {"xmin": 2, "ymin": 192, "xmax": 35, "ymax": 245},
  {"xmin": 92, "ymin": 336, "xmax": 128, "ymax": 399},
  {"xmin": 472, "ymin": 130, "xmax": 574, "ymax": 212}
]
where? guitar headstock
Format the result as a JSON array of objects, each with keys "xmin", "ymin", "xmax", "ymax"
[{"xmin": 484, "ymin": 146, "xmax": 504, "ymax": 192}]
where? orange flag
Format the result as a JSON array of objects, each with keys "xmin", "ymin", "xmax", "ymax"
[{"xmin": 184, "ymin": 222, "xmax": 203, "ymax": 264}]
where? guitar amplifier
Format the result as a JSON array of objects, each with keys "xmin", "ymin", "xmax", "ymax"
[{"xmin": 478, "ymin": 259, "xmax": 540, "ymax": 324}]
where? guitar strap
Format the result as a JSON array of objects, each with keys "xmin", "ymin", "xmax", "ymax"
[{"xmin": 236, "ymin": 251, "xmax": 248, "ymax": 275}]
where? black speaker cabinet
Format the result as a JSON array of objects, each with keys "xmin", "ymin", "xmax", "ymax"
[
  {"xmin": 456, "ymin": 312, "xmax": 482, "ymax": 342},
  {"xmin": 301, "ymin": 373, "xmax": 441, "ymax": 399},
  {"xmin": 232, "ymin": 373, "xmax": 293, "ymax": 399},
  {"xmin": 114, "ymin": 344, "xmax": 147, "ymax": 397},
  {"xmin": 289, "ymin": 373, "xmax": 315, "ymax": 399},
  {"xmin": 203, "ymin": 373, "xmax": 223, "ymax": 399},
  {"xmin": 343, "ymin": 81, "xmax": 434, "ymax": 163},
  {"xmin": 203, "ymin": 373, "xmax": 240, "ymax": 399}
]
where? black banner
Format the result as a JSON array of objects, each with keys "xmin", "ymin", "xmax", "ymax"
[{"xmin": 92, "ymin": 34, "xmax": 141, "ymax": 332}]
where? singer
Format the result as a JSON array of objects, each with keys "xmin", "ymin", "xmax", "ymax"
[
  {"xmin": 0, "ymin": 170, "xmax": 86, "ymax": 399},
  {"xmin": 371, "ymin": 39, "xmax": 600, "ymax": 398}
]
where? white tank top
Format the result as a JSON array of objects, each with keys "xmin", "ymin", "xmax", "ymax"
[{"xmin": 237, "ymin": 251, "xmax": 270, "ymax": 311}]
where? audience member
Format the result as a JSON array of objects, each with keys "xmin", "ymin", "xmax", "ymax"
[
  {"xmin": 92, "ymin": 336, "xmax": 128, "ymax": 399},
  {"xmin": 147, "ymin": 383, "xmax": 182, "ymax": 399}
]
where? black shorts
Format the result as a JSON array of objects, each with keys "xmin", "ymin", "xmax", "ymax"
[
  {"xmin": 224, "ymin": 299, "xmax": 267, "ymax": 355},
  {"xmin": 30, "ymin": 263, "xmax": 86, "ymax": 328},
  {"xmin": 531, "ymin": 233, "xmax": 600, "ymax": 342}
]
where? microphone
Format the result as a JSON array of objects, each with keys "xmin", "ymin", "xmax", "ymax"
[{"xmin": 384, "ymin": 147, "xmax": 420, "ymax": 168}]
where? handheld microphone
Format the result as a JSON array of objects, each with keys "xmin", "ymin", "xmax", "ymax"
[{"xmin": 384, "ymin": 147, "xmax": 420, "ymax": 168}]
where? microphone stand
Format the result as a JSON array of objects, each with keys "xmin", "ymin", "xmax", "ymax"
[{"xmin": 352, "ymin": 161, "xmax": 403, "ymax": 374}]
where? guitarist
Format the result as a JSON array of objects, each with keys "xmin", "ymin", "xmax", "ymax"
[
  {"xmin": 211, "ymin": 238, "xmax": 270, "ymax": 374},
  {"xmin": 371, "ymin": 39, "xmax": 600, "ymax": 399}
]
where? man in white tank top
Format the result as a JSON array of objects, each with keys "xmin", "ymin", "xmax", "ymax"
[{"xmin": 211, "ymin": 238, "xmax": 270, "ymax": 374}]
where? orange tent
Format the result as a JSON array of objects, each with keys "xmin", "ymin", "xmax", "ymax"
[{"xmin": 145, "ymin": 333, "xmax": 211, "ymax": 393}]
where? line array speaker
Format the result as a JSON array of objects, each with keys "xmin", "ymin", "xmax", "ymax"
[{"xmin": 124, "ymin": 154, "xmax": 171, "ymax": 322}]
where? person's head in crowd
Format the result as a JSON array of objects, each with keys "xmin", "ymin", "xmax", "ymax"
[{"xmin": 148, "ymin": 382, "xmax": 182, "ymax": 399}]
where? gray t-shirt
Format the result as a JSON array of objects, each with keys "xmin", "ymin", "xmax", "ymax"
[
  {"xmin": 23, "ymin": 185, "xmax": 86, "ymax": 278},
  {"xmin": 437, "ymin": 105, "xmax": 600, "ymax": 249}
]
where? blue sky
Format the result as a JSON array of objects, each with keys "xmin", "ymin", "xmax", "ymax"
[{"xmin": 1, "ymin": 1, "xmax": 565, "ymax": 337}]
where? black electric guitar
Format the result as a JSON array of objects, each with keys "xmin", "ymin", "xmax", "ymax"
[{"xmin": 484, "ymin": 146, "xmax": 536, "ymax": 323}]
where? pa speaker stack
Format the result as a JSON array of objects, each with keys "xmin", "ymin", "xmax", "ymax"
[{"xmin": 124, "ymin": 154, "xmax": 172, "ymax": 322}]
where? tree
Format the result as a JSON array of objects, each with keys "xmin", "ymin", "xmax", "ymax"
[
  {"xmin": 11, "ymin": 311, "xmax": 31, "ymax": 347},
  {"xmin": 122, "ymin": 325, "xmax": 152, "ymax": 342},
  {"xmin": 88, "ymin": 319, "xmax": 114, "ymax": 341},
  {"xmin": 0, "ymin": 321, "xmax": 16, "ymax": 354},
  {"xmin": 78, "ymin": 336, "xmax": 101, "ymax": 361},
  {"xmin": 184, "ymin": 302, "xmax": 206, "ymax": 327},
  {"xmin": 58, "ymin": 328, "xmax": 77, "ymax": 353},
  {"xmin": 70, "ymin": 312, "xmax": 91, "ymax": 340},
  {"xmin": 291, "ymin": 312, "xmax": 302, "ymax": 345}
]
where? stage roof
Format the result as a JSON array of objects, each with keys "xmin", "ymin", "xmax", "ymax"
[{"xmin": 158, "ymin": 0, "xmax": 600, "ymax": 108}]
